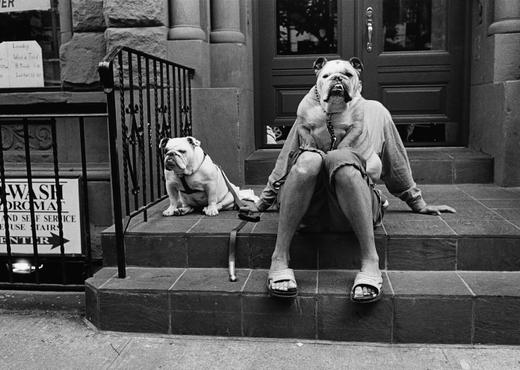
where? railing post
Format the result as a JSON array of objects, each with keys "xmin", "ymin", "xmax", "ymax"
[
  {"xmin": 99, "ymin": 60, "xmax": 126, "ymax": 279},
  {"xmin": 97, "ymin": 47, "xmax": 195, "ymax": 281}
]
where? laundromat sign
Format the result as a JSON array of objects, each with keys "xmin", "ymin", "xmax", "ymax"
[
  {"xmin": 0, "ymin": 0, "xmax": 50, "ymax": 13},
  {"xmin": 0, "ymin": 178, "xmax": 82, "ymax": 255}
]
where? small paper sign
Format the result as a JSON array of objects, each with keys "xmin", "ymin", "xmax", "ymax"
[
  {"xmin": 0, "ymin": 0, "xmax": 51, "ymax": 13},
  {"xmin": 0, "ymin": 41, "xmax": 45, "ymax": 88}
]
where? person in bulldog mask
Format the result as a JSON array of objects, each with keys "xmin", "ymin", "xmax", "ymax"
[{"xmin": 241, "ymin": 57, "xmax": 455, "ymax": 302}]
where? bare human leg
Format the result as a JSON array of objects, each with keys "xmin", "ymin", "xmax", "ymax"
[
  {"xmin": 333, "ymin": 165, "xmax": 381, "ymax": 299},
  {"xmin": 269, "ymin": 151, "xmax": 322, "ymax": 293}
]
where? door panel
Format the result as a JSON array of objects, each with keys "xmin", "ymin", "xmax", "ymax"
[
  {"xmin": 255, "ymin": 0, "xmax": 467, "ymax": 147},
  {"xmin": 257, "ymin": 0, "xmax": 354, "ymax": 146},
  {"xmin": 360, "ymin": 0, "xmax": 466, "ymax": 145}
]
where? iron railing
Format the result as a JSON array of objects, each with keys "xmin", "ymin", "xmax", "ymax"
[
  {"xmin": 0, "ymin": 113, "xmax": 106, "ymax": 290},
  {"xmin": 98, "ymin": 46, "xmax": 195, "ymax": 279}
]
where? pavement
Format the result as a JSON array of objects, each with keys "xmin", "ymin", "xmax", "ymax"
[{"xmin": 2, "ymin": 308, "xmax": 520, "ymax": 370}]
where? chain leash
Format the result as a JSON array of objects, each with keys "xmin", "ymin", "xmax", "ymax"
[{"xmin": 315, "ymin": 85, "xmax": 337, "ymax": 151}]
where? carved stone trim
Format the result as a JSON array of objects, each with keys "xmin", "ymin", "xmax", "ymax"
[{"xmin": 1, "ymin": 121, "xmax": 52, "ymax": 152}]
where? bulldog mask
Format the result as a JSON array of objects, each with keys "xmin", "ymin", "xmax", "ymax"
[{"xmin": 160, "ymin": 136, "xmax": 236, "ymax": 217}]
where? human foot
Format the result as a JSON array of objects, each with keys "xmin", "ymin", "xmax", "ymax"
[
  {"xmin": 350, "ymin": 270, "xmax": 383, "ymax": 303},
  {"xmin": 267, "ymin": 268, "xmax": 298, "ymax": 298},
  {"xmin": 267, "ymin": 259, "xmax": 298, "ymax": 298}
]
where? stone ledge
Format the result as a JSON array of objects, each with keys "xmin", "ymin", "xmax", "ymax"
[
  {"xmin": 0, "ymin": 91, "xmax": 106, "ymax": 106},
  {"xmin": 0, "ymin": 290, "xmax": 84, "ymax": 312},
  {"xmin": 101, "ymin": 184, "xmax": 520, "ymax": 271},
  {"xmin": 86, "ymin": 268, "xmax": 520, "ymax": 344}
]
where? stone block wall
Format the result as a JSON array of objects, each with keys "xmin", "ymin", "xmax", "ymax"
[
  {"xmin": 469, "ymin": 0, "xmax": 520, "ymax": 186},
  {"xmin": 104, "ymin": 27, "xmax": 168, "ymax": 58},
  {"xmin": 103, "ymin": 0, "xmax": 169, "ymax": 61},
  {"xmin": 58, "ymin": 0, "xmax": 256, "ymax": 184},
  {"xmin": 72, "ymin": 0, "xmax": 105, "ymax": 31},
  {"xmin": 60, "ymin": 33, "xmax": 106, "ymax": 88},
  {"xmin": 103, "ymin": 0, "xmax": 168, "ymax": 27},
  {"xmin": 60, "ymin": 0, "xmax": 106, "ymax": 88},
  {"xmin": 60, "ymin": 0, "xmax": 169, "ymax": 89}
]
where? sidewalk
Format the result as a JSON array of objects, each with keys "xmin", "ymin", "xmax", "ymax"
[{"xmin": 1, "ymin": 309, "xmax": 520, "ymax": 370}]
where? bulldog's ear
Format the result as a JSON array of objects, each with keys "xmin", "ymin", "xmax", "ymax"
[
  {"xmin": 349, "ymin": 57, "xmax": 364, "ymax": 75},
  {"xmin": 159, "ymin": 138, "xmax": 169, "ymax": 151},
  {"xmin": 313, "ymin": 57, "xmax": 328, "ymax": 75},
  {"xmin": 186, "ymin": 136, "xmax": 201, "ymax": 147}
]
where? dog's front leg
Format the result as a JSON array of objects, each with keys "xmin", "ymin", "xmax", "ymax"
[
  {"xmin": 163, "ymin": 170, "xmax": 196, "ymax": 216},
  {"xmin": 203, "ymin": 181, "xmax": 219, "ymax": 216},
  {"xmin": 163, "ymin": 183, "xmax": 181, "ymax": 216}
]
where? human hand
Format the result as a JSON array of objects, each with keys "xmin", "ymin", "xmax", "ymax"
[
  {"xmin": 239, "ymin": 200, "xmax": 259, "ymax": 214},
  {"xmin": 416, "ymin": 204, "xmax": 456, "ymax": 216}
]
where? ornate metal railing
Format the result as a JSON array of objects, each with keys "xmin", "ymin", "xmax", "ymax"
[{"xmin": 98, "ymin": 46, "xmax": 195, "ymax": 279}]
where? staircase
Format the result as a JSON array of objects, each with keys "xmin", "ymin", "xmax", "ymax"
[{"xmin": 86, "ymin": 149, "xmax": 520, "ymax": 344}]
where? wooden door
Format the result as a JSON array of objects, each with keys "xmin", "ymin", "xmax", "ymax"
[
  {"xmin": 359, "ymin": 0, "xmax": 467, "ymax": 146},
  {"xmin": 254, "ymin": 0, "xmax": 468, "ymax": 147}
]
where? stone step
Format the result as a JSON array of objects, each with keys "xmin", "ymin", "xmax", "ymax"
[
  {"xmin": 86, "ymin": 267, "xmax": 520, "ymax": 344},
  {"xmin": 102, "ymin": 184, "xmax": 520, "ymax": 271},
  {"xmin": 245, "ymin": 147, "xmax": 494, "ymax": 185}
]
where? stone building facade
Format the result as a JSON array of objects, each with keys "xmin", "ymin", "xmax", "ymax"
[
  {"xmin": 0, "ymin": 1, "xmax": 519, "ymax": 251},
  {"xmin": 3, "ymin": 0, "xmax": 515, "ymax": 187},
  {"xmin": 469, "ymin": 0, "xmax": 520, "ymax": 186},
  {"xmin": 58, "ymin": 0, "xmax": 255, "ymax": 185},
  {"xmin": 62, "ymin": 0, "xmax": 520, "ymax": 187}
]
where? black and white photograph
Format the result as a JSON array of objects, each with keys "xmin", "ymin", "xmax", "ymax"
[{"xmin": 1, "ymin": 0, "xmax": 520, "ymax": 368}]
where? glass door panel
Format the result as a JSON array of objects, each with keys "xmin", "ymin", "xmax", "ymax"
[
  {"xmin": 255, "ymin": 0, "xmax": 467, "ymax": 147},
  {"xmin": 361, "ymin": 0, "xmax": 466, "ymax": 146},
  {"xmin": 277, "ymin": 0, "xmax": 338, "ymax": 55},
  {"xmin": 383, "ymin": 0, "xmax": 447, "ymax": 52}
]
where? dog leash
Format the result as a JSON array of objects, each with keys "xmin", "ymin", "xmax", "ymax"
[{"xmin": 218, "ymin": 165, "xmax": 261, "ymax": 282}]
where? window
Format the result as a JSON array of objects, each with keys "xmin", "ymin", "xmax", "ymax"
[
  {"xmin": 0, "ymin": 0, "xmax": 61, "ymax": 86},
  {"xmin": 277, "ymin": 0, "xmax": 338, "ymax": 55},
  {"xmin": 383, "ymin": 0, "xmax": 447, "ymax": 52}
]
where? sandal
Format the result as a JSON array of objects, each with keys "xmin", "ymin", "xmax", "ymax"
[
  {"xmin": 350, "ymin": 271, "xmax": 383, "ymax": 303},
  {"xmin": 266, "ymin": 268, "xmax": 298, "ymax": 298}
]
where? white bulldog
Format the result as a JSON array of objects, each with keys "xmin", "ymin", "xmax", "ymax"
[
  {"xmin": 160, "ymin": 136, "xmax": 236, "ymax": 217},
  {"xmin": 159, "ymin": 136, "xmax": 258, "ymax": 216}
]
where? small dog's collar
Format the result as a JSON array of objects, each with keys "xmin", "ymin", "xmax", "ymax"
[
  {"xmin": 181, "ymin": 151, "xmax": 207, "ymax": 176},
  {"xmin": 178, "ymin": 152, "xmax": 208, "ymax": 194}
]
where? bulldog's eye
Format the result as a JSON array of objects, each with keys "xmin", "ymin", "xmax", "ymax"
[
  {"xmin": 345, "ymin": 72, "xmax": 352, "ymax": 77},
  {"xmin": 178, "ymin": 149, "xmax": 186, "ymax": 154},
  {"xmin": 322, "ymin": 74, "xmax": 329, "ymax": 79}
]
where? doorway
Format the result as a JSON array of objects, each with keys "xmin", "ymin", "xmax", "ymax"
[{"xmin": 254, "ymin": 0, "xmax": 468, "ymax": 147}]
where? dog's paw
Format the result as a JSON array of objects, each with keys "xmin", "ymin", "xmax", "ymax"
[
  {"xmin": 163, "ymin": 207, "xmax": 178, "ymax": 217},
  {"xmin": 203, "ymin": 205, "xmax": 219, "ymax": 216}
]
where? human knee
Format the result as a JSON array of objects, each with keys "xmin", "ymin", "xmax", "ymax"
[
  {"xmin": 333, "ymin": 164, "xmax": 363, "ymax": 187},
  {"xmin": 292, "ymin": 152, "xmax": 322, "ymax": 177}
]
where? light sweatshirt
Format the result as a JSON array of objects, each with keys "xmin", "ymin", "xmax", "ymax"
[{"xmin": 256, "ymin": 91, "xmax": 427, "ymax": 213}]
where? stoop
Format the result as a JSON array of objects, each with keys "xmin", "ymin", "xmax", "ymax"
[{"xmin": 86, "ymin": 182, "xmax": 520, "ymax": 344}]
